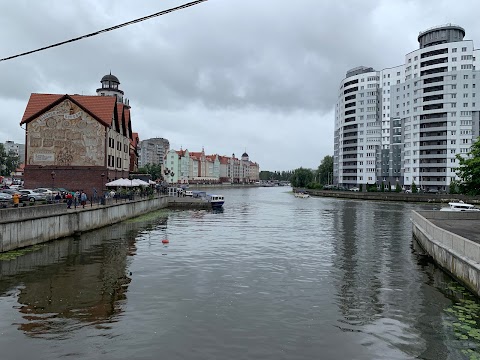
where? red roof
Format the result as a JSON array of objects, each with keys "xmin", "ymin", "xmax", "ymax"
[{"xmin": 21, "ymin": 93, "xmax": 117, "ymax": 127}]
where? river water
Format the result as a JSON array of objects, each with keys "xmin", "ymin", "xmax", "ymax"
[{"xmin": 0, "ymin": 187, "xmax": 479, "ymax": 359}]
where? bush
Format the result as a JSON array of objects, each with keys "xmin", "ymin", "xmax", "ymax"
[
  {"xmin": 359, "ymin": 184, "xmax": 363, "ymax": 192},
  {"xmin": 395, "ymin": 183, "xmax": 402, "ymax": 193}
]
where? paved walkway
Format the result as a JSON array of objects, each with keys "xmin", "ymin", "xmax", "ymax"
[{"xmin": 429, "ymin": 219, "xmax": 480, "ymax": 244}]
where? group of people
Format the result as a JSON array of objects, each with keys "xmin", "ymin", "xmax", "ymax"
[{"xmin": 63, "ymin": 190, "xmax": 88, "ymax": 209}]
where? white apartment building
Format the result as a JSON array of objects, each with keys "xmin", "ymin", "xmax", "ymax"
[
  {"xmin": 3, "ymin": 141, "xmax": 25, "ymax": 164},
  {"xmin": 334, "ymin": 24, "xmax": 480, "ymax": 192},
  {"xmin": 138, "ymin": 137, "xmax": 170, "ymax": 168}
]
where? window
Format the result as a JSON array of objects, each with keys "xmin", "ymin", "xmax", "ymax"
[
  {"xmin": 452, "ymin": 66, "xmax": 457, "ymax": 71},
  {"xmin": 452, "ymin": 57, "xmax": 457, "ymax": 61},
  {"xmin": 464, "ymin": 93, "xmax": 469, "ymax": 98},
  {"xmin": 464, "ymin": 75, "xmax": 469, "ymax": 79},
  {"xmin": 463, "ymin": 103, "xmax": 468, "ymax": 107},
  {"xmin": 452, "ymin": 48, "xmax": 457, "ymax": 52},
  {"xmin": 452, "ymin": 84, "xmax": 457, "ymax": 89},
  {"xmin": 464, "ymin": 84, "xmax": 469, "ymax": 88},
  {"xmin": 452, "ymin": 103, "xmax": 456, "ymax": 108},
  {"xmin": 462, "ymin": 47, "xmax": 467, "ymax": 52},
  {"xmin": 452, "ymin": 94, "xmax": 456, "ymax": 98}
]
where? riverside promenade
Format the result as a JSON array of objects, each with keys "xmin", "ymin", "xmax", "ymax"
[
  {"xmin": 0, "ymin": 194, "xmax": 220, "ymax": 253},
  {"xmin": 411, "ymin": 210, "xmax": 480, "ymax": 297}
]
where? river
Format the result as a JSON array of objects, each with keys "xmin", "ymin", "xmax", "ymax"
[{"xmin": 0, "ymin": 186, "xmax": 479, "ymax": 359}]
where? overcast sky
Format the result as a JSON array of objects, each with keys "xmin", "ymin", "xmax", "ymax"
[{"xmin": 1, "ymin": 0, "xmax": 480, "ymax": 171}]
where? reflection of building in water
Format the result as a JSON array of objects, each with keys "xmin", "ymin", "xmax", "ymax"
[
  {"xmin": 331, "ymin": 201, "xmax": 448, "ymax": 356},
  {"xmin": 0, "ymin": 215, "xmax": 166, "ymax": 337}
]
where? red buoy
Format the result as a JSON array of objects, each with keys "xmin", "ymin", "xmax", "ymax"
[{"xmin": 162, "ymin": 239, "xmax": 169, "ymax": 244}]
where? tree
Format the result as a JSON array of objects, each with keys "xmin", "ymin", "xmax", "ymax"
[
  {"xmin": 456, "ymin": 137, "xmax": 480, "ymax": 195},
  {"xmin": 395, "ymin": 183, "xmax": 402, "ymax": 193},
  {"xmin": 316, "ymin": 155, "xmax": 333, "ymax": 185},
  {"xmin": 137, "ymin": 163, "xmax": 162, "ymax": 181},
  {"xmin": 449, "ymin": 180, "xmax": 460, "ymax": 194},
  {"xmin": 290, "ymin": 167, "xmax": 314, "ymax": 188},
  {"xmin": 0, "ymin": 144, "xmax": 19, "ymax": 177},
  {"xmin": 411, "ymin": 181, "xmax": 418, "ymax": 193}
]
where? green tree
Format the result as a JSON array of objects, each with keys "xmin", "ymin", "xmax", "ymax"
[
  {"xmin": 456, "ymin": 137, "xmax": 480, "ymax": 195},
  {"xmin": 0, "ymin": 145, "xmax": 19, "ymax": 177},
  {"xmin": 449, "ymin": 180, "xmax": 460, "ymax": 194},
  {"xmin": 388, "ymin": 181, "xmax": 392, "ymax": 192},
  {"xmin": 137, "ymin": 163, "xmax": 162, "ymax": 181},
  {"xmin": 316, "ymin": 155, "xmax": 333, "ymax": 185},
  {"xmin": 395, "ymin": 183, "xmax": 402, "ymax": 193},
  {"xmin": 411, "ymin": 181, "xmax": 418, "ymax": 193},
  {"xmin": 291, "ymin": 167, "xmax": 314, "ymax": 188}
]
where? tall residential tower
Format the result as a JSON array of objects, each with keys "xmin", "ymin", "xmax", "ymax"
[{"xmin": 334, "ymin": 24, "xmax": 480, "ymax": 192}]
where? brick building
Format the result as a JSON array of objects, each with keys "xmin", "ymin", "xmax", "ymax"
[{"xmin": 20, "ymin": 74, "xmax": 138, "ymax": 196}]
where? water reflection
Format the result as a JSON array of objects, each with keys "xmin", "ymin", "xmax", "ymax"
[{"xmin": 0, "ymin": 213, "xmax": 167, "ymax": 339}]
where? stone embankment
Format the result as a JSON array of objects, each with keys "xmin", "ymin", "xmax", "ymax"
[
  {"xmin": 411, "ymin": 210, "xmax": 480, "ymax": 297},
  {"xmin": 0, "ymin": 196, "xmax": 168, "ymax": 253},
  {"xmin": 304, "ymin": 189, "xmax": 480, "ymax": 204}
]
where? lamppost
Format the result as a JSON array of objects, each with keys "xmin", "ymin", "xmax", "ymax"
[
  {"xmin": 100, "ymin": 173, "xmax": 105, "ymax": 205},
  {"xmin": 51, "ymin": 170, "xmax": 56, "ymax": 190}
]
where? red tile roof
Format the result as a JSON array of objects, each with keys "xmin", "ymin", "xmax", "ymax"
[
  {"xmin": 21, "ymin": 94, "xmax": 63, "ymax": 123},
  {"xmin": 21, "ymin": 93, "xmax": 117, "ymax": 127}
]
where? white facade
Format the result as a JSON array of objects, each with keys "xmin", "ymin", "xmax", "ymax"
[{"xmin": 334, "ymin": 24, "xmax": 480, "ymax": 191}]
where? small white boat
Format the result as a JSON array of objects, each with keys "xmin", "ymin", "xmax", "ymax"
[
  {"xmin": 294, "ymin": 192, "xmax": 310, "ymax": 198},
  {"xmin": 207, "ymin": 194, "xmax": 224, "ymax": 208},
  {"xmin": 440, "ymin": 201, "xmax": 480, "ymax": 211}
]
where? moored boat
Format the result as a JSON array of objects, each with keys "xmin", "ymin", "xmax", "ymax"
[
  {"xmin": 440, "ymin": 201, "xmax": 480, "ymax": 211},
  {"xmin": 207, "ymin": 194, "xmax": 224, "ymax": 208}
]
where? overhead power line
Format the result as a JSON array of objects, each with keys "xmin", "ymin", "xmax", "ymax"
[{"xmin": 0, "ymin": 0, "xmax": 208, "ymax": 62}]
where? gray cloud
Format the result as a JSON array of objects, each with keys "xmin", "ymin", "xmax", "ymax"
[{"xmin": 2, "ymin": 0, "xmax": 480, "ymax": 170}]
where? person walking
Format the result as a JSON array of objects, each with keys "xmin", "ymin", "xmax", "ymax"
[
  {"xmin": 66, "ymin": 192, "xmax": 73, "ymax": 209},
  {"xmin": 80, "ymin": 191, "xmax": 87, "ymax": 208}
]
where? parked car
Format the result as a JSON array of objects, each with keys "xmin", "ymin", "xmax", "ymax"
[
  {"xmin": 349, "ymin": 187, "xmax": 360, "ymax": 192},
  {"xmin": 0, "ymin": 189, "xmax": 20, "ymax": 196},
  {"xmin": 185, "ymin": 190, "xmax": 193, "ymax": 197},
  {"xmin": 404, "ymin": 189, "xmax": 412, "ymax": 194},
  {"xmin": 427, "ymin": 188, "xmax": 439, "ymax": 194},
  {"xmin": 18, "ymin": 189, "xmax": 47, "ymax": 202},
  {"xmin": 0, "ymin": 192, "xmax": 13, "ymax": 204}
]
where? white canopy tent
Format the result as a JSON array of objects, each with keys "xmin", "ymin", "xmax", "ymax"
[
  {"xmin": 105, "ymin": 178, "xmax": 152, "ymax": 187},
  {"xmin": 105, "ymin": 178, "xmax": 131, "ymax": 187}
]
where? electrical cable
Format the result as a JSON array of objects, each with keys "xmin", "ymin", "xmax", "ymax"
[{"xmin": 0, "ymin": 0, "xmax": 208, "ymax": 62}]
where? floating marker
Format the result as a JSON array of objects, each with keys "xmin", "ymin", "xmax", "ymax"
[{"xmin": 162, "ymin": 239, "xmax": 169, "ymax": 244}]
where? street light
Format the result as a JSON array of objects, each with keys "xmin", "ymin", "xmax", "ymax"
[
  {"xmin": 51, "ymin": 170, "xmax": 56, "ymax": 190},
  {"xmin": 100, "ymin": 173, "xmax": 105, "ymax": 205}
]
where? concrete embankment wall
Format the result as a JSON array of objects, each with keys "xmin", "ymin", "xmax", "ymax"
[
  {"xmin": 411, "ymin": 210, "xmax": 480, "ymax": 297},
  {"xmin": 0, "ymin": 196, "xmax": 168, "ymax": 253},
  {"xmin": 305, "ymin": 189, "xmax": 480, "ymax": 204}
]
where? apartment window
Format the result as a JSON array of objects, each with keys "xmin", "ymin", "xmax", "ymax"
[
  {"xmin": 464, "ymin": 75, "xmax": 469, "ymax": 79},
  {"xmin": 451, "ymin": 140, "xmax": 456, "ymax": 145},
  {"xmin": 414, "ymin": 56, "xmax": 418, "ymax": 61},
  {"xmin": 452, "ymin": 103, "xmax": 456, "ymax": 108},
  {"xmin": 452, "ymin": 94, "xmax": 456, "ymax": 98},
  {"xmin": 463, "ymin": 103, "xmax": 468, "ymax": 107},
  {"xmin": 452, "ymin": 84, "xmax": 457, "ymax": 89},
  {"xmin": 397, "ymin": 71, "xmax": 400, "ymax": 76},
  {"xmin": 464, "ymin": 93, "xmax": 469, "ymax": 98},
  {"xmin": 462, "ymin": 47, "xmax": 467, "ymax": 52},
  {"xmin": 464, "ymin": 84, "xmax": 469, "ymax": 88},
  {"xmin": 452, "ymin": 57, "xmax": 457, "ymax": 61},
  {"xmin": 452, "ymin": 48, "xmax": 457, "ymax": 53},
  {"xmin": 452, "ymin": 75, "xmax": 457, "ymax": 80},
  {"xmin": 452, "ymin": 66, "xmax": 457, "ymax": 71}
]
